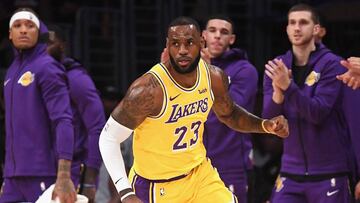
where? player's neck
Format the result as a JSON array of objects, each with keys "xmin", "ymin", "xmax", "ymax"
[
  {"xmin": 165, "ymin": 62, "xmax": 198, "ymax": 88},
  {"xmin": 292, "ymin": 42, "xmax": 316, "ymax": 66}
]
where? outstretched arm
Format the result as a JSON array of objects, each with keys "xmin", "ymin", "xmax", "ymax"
[
  {"xmin": 209, "ymin": 65, "xmax": 289, "ymax": 138},
  {"xmin": 99, "ymin": 73, "xmax": 162, "ymax": 203}
]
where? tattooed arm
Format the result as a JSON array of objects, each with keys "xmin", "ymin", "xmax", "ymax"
[
  {"xmin": 112, "ymin": 73, "xmax": 164, "ymax": 128},
  {"xmin": 99, "ymin": 73, "xmax": 162, "ymax": 203},
  {"xmin": 52, "ymin": 159, "xmax": 76, "ymax": 203},
  {"xmin": 209, "ymin": 65, "xmax": 289, "ymax": 138}
]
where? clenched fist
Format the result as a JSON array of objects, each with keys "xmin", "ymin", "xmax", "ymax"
[{"xmin": 263, "ymin": 115, "xmax": 289, "ymax": 138}]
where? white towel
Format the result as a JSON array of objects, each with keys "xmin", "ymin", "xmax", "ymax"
[{"xmin": 36, "ymin": 184, "xmax": 88, "ymax": 203}]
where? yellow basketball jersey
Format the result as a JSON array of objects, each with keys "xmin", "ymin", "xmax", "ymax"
[{"xmin": 133, "ymin": 59, "xmax": 214, "ymax": 180}]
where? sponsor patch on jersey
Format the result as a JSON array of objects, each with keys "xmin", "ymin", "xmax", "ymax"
[
  {"xmin": 198, "ymin": 88, "xmax": 207, "ymax": 94},
  {"xmin": 305, "ymin": 71, "xmax": 320, "ymax": 86},
  {"xmin": 18, "ymin": 71, "xmax": 35, "ymax": 86}
]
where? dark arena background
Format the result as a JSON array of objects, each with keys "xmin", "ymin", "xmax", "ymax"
[{"xmin": 1, "ymin": 0, "xmax": 359, "ymax": 202}]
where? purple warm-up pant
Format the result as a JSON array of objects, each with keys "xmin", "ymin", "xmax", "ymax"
[
  {"xmin": 0, "ymin": 176, "xmax": 55, "ymax": 203},
  {"xmin": 271, "ymin": 175, "xmax": 351, "ymax": 203}
]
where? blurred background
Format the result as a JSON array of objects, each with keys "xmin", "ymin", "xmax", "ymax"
[
  {"xmin": 1, "ymin": 0, "xmax": 360, "ymax": 94},
  {"xmin": 1, "ymin": 1, "xmax": 360, "ymax": 201}
]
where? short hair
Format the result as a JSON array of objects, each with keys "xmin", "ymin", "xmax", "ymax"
[
  {"xmin": 288, "ymin": 3, "xmax": 320, "ymax": 24},
  {"xmin": 206, "ymin": 14, "xmax": 235, "ymax": 32},
  {"xmin": 168, "ymin": 16, "xmax": 201, "ymax": 33}
]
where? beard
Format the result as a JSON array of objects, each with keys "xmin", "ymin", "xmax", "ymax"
[
  {"xmin": 289, "ymin": 34, "xmax": 313, "ymax": 46},
  {"xmin": 170, "ymin": 53, "xmax": 201, "ymax": 74}
]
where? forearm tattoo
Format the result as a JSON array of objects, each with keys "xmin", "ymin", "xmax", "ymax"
[
  {"xmin": 58, "ymin": 164, "xmax": 70, "ymax": 172},
  {"xmin": 214, "ymin": 68, "xmax": 262, "ymax": 133},
  {"xmin": 230, "ymin": 104, "xmax": 263, "ymax": 133},
  {"xmin": 57, "ymin": 159, "xmax": 71, "ymax": 178}
]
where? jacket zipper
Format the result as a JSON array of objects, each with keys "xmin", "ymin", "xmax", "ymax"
[
  {"xmin": 10, "ymin": 54, "xmax": 25, "ymax": 175},
  {"xmin": 297, "ymin": 119, "xmax": 309, "ymax": 175}
]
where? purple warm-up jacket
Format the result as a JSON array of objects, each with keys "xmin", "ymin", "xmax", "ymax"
[
  {"xmin": 3, "ymin": 22, "xmax": 74, "ymax": 177},
  {"xmin": 342, "ymin": 86, "xmax": 360, "ymax": 180},
  {"xmin": 204, "ymin": 48, "xmax": 258, "ymax": 175},
  {"xmin": 262, "ymin": 43, "xmax": 350, "ymax": 176},
  {"xmin": 63, "ymin": 57, "xmax": 105, "ymax": 172}
]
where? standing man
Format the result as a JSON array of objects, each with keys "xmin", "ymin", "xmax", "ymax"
[
  {"xmin": 342, "ymin": 81, "xmax": 360, "ymax": 202},
  {"xmin": 202, "ymin": 15, "xmax": 258, "ymax": 202},
  {"xmin": 314, "ymin": 16, "xmax": 360, "ymax": 202},
  {"xmin": 99, "ymin": 16, "xmax": 289, "ymax": 203},
  {"xmin": 0, "ymin": 8, "xmax": 76, "ymax": 202},
  {"xmin": 263, "ymin": 4, "xmax": 351, "ymax": 203},
  {"xmin": 47, "ymin": 25, "xmax": 106, "ymax": 203}
]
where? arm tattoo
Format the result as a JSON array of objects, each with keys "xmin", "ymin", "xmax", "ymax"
[
  {"xmin": 148, "ymin": 74, "xmax": 160, "ymax": 88},
  {"xmin": 113, "ymin": 74, "xmax": 161, "ymax": 129},
  {"xmin": 58, "ymin": 163, "xmax": 70, "ymax": 172},
  {"xmin": 212, "ymin": 66, "xmax": 234, "ymax": 113},
  {"xmin": 57, "ymin": 159, "xmax": 71, "ymax": 178},
  {"xmin": 228, "ymin": 104, "xmax": 263, "ymax": 133},
  {"xmin": 220, "ymin": 68, "xmax": 229, "ymax": 90},
  {"xmin": 213, "ymin": 67, "xmax": 263, "ymax": 133}
]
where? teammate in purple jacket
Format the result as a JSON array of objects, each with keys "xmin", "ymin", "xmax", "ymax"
[
  {"xmin": 315, "ymin": 16, "xmax": 360, "ymax": 201},
  {"xmin": 342, "ymin": 86, "xmax": 360, "ymax": 201},
  {"xmin": 201, "ymin": 15, "xmax": 258, "ymax": 202},
  {"xmin": 47, "ymin": 25, "xmax": 106, "ymax": 202},
  {"xmin": 263, "ymin": 4, "xmax": 351, "ymax": 203},
  {"xmin": 0, "ymin": 8, "xmax": 76, "ymax": 202}
]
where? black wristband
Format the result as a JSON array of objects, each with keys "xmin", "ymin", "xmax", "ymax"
[{"xmin": 119, "ymin": 188, "xmax": 135, "ymax": 201}]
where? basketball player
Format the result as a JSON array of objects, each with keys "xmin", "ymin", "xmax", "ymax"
[
  {"xmin": 342, "ymin": 79, "xmax": 360, "ymax": 201},
  {"xmin": 263, "ymin": 4, "xmax": 351, "ymax": 203},
  {"xmin": 314, "ymin": 15, "xmax": 360, "ymax": 201},
  {"xmin": 99, "ymin": 16, "xmax": 289, "ymax": 203},
  {"xmin": 0, "ymin": 8, "xmax": 76, "ymax": 202},
  {"xmin": 47, "ymin": 25, "xmax": 106, "ymax": 202}
]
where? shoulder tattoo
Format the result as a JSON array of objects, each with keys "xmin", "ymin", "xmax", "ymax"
[{"xmin": 114, "ymin": 74, "xmax": 160, "ymax": 128}]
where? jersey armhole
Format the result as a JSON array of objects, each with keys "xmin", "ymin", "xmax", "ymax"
[{"xmin": 147, "ymin": 71, "xmax": 167, "ymax": 119}]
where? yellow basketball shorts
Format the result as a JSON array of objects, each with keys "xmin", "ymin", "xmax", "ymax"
[{"xmin": 128, "ymin": 158, "xmax": 238, "ymax": 203}]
